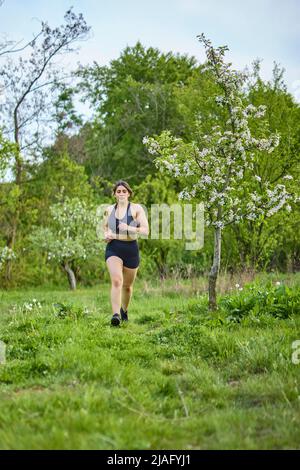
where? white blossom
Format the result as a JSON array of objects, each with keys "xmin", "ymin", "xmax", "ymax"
[
  {"xmin": 255, "ymin": 105, "xmax": 267, "ymax": 118},
  {"xmin": 236, "ymin": 169, "xmax": 244, "ymax": 179},
  {"xmin": 213, "ymin": 220, "xmax": 224, "ymax": 229},
  {"xmin": 199, "ymin": 148, "xmax": 210, "ymax": 158},
  {"xmin": 215, "ymin": 96, "xmax": 225, "ymax": 105},
  {"xmin": 178, "ymin": 189, "xmax": 191, "ymax": 200},
  {"xmin": 183, "ymin": 161, "xmax": 194, "ymax": 176},
  {"xmin": 202, "ymin": 175, "xmax": 212, "ymax": 185}
]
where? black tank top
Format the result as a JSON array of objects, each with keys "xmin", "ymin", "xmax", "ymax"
[{"xmin": 108, "ymin": 202, "xmax": 139, "ymax": 236}]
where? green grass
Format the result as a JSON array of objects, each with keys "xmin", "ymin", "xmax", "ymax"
[{"xmin": 0, "ymin": 275, "xmax": 300, "ymax": 449}]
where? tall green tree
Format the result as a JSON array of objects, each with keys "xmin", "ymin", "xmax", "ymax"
[{"xmin": 54, "ymin": 42, "xmax": 199, "ymax": 184}]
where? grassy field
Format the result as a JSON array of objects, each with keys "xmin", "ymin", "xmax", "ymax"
[{"xmin": 0, "ymin": 274, "xmax": 300, "ymax": 450}]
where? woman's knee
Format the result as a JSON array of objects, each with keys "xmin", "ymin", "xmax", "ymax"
[
  {"xmin": 112, "ymin": 276, "xmax": 123, "ymax": 289},
  {"xmin": 123, "ymin": 284, "xmax": 133, "ymax": 294}
]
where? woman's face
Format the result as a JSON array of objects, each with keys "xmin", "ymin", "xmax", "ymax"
[{"xmin": 114, "ymin": 185, "xmax": 130, "ymax": 202}]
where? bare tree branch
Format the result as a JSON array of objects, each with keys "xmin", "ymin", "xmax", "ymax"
[{"xmin": 0, "ymin": 31, "xmax": 44, "ymax": 57}]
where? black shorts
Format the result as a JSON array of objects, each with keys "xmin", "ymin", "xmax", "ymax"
[{"xmin": 105, "ymin": 239, "xmax": 140, "ymax": 268}]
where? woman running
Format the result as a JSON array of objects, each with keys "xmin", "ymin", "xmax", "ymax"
[{"xmin": 103, "ymin": 180, "xmax": 149, "ymax": 326}]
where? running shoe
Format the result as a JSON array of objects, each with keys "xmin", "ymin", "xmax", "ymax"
[
  {"xmin": 111, "ymin": 313, "xmax": 121, "ymax": 326},
  {"xmin": 120, "ymin": 306, "xmax": 128, "ymax": 322}
]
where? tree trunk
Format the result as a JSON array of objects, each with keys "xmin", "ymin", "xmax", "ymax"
[
  {"xmin": 5, "ymin": 209, "xmax": 19, "ymax": 282},
  {"xmin": 209, "ymin": 227, "xmax": 222, "ymax": 311},
  {"xmin": 62, "ymin": 262, "xmax": 77, "ymax": 290},
  {"xmin": 5, "ymin": 120, "xmax": 22, "ymax": 282},
  {"xmin": 154, "ymin": 247, "xmax": 169, "ymax": 280}
]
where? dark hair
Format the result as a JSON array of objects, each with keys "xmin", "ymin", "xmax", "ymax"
[{"xmin": 112, "ymin": 180, "xmax": 133, "ymax": 198}]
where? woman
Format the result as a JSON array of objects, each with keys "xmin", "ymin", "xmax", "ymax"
[{"xmin": 103, "ymin": 180, "xmax": 149, "ymax": 326}]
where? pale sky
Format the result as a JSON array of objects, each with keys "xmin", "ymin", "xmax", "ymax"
[{"xmin": 1, "ymin": 0, "xmax": 300, "ymax": 102}]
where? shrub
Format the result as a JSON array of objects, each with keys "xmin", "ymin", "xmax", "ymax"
[{"xmin": 219, "ymin": 284, "xmax": 300, "ymax": 321}]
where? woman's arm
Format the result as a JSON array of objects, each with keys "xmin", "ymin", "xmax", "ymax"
[
  {"xmin": 103, "ymin": 206, "xmax": 116, "ymax": 242},
  {"xmin": 128, "ymin": 204, "xmax": 149, "ymax": 236}
]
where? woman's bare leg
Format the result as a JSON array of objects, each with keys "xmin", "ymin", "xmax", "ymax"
[
  {"xmin": 122, "ymin": 265, "xmax": 138, "ymax": 312},
  {"xmin": 106, "ymin": 256, "xmax": 123, "ymax": 314}
]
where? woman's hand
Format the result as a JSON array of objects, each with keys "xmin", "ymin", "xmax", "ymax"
[
  {"xmin": 119, "ymin": 222, "xmax": 129, "ymax": 230},
  {"xmin": 119, "ymin": 222, "xmax": 141, "ymax": 235},
  {"xmin": 118, "ymin": 222, "xmax": 129, "ymax": 232},
  {"xmin": 104, "ymin": 229, "xmax": 115, "ymax": 243}
]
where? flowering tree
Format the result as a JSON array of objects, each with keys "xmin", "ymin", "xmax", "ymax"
[
  {"xmin": 29, "ymin": 197, "xmax": 102, "ymax": 290},
  {"xmin": 143, "ymin": 34, "xmax": 298, "ymax": 310}
]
